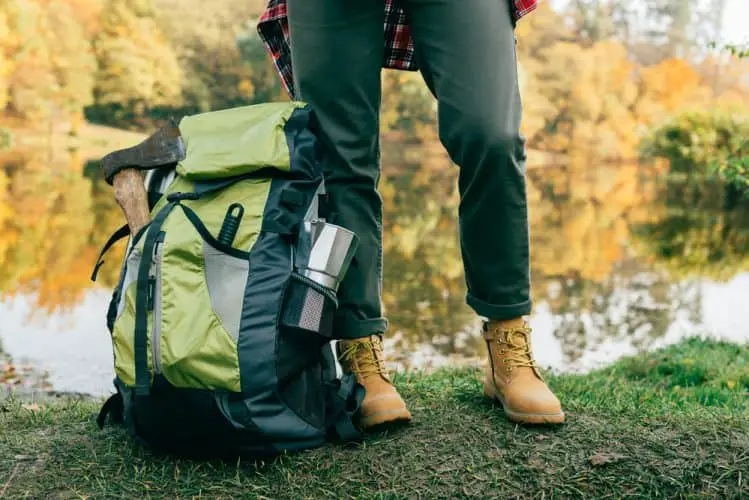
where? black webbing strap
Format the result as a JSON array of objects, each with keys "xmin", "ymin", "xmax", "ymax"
[
  {"xmin": 261, "ymin": 211, "xmax": 301, "ymax": 238},
  {"xmin": 134, "ymin": 201, "xmax": 178, "ymax": 396},
  {"xmin": 280, "ymin": 187, "xmax": 305, "ymax": 208},
  {"xmin": 91, "ymin": 224, "xmax": 131, "ymax": 282},
  {"xmin": 328, "ymin": 374, "xmax": 365, "ymax": 442},
  {"xmin": 177, "ymin": 204, "xmax": 250, "ymax": 260}
]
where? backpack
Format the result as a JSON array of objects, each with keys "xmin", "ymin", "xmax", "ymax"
[{"xmin": 92, "ymin": 102, "xmax": 365, "ymax": 458}]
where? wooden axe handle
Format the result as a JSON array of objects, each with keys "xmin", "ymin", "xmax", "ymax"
[{"xmin": 112, "ymin": 168, "xmax": 151, "ymax": 236}]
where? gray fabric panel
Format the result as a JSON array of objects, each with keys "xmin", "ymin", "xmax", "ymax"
[
  {"xmin": 203, "ymin": 242, "xmax": 250, "ymax": 342},
  {"xmin": 117, "ymin": 249, "xmax": 142, "ymax": 319},
  {"xmin": 152, "ymin": 247, "xmax": 162, "ymax": 373}
]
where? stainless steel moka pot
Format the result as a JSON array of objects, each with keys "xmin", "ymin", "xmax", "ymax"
[{"xmin": 294, "ymin": 219, "xmax": 359, "ymax": 291}]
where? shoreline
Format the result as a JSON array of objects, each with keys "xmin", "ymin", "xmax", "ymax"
[{"xmin": 1, "ymin": 337, "xmax": 747, "ymax": 498}]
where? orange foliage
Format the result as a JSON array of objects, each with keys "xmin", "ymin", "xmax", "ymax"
[{"xmin": 635, "ymin": 59, "xmax": 714, "ymax": 126}]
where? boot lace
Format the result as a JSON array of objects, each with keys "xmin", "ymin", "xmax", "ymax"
[
  {"xmin": 496, "ymin": 327, "xmax": 539, "ymax": 372},
  {"xmin": 339, "ymin": 337, "xmax": 388, "ymax": 378}
]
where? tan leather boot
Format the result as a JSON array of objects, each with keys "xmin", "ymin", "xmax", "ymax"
[
  {"xmin": 483, "ymin": 319, "xmax": 565, "ymax": 424},
  {"xmin": 337, "ymin": 335, "xmax": 412, "ymax": 430}
]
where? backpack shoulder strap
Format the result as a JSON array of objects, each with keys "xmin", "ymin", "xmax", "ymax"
[
  {"xmin": 90, "ymin": 224, "xmax": 130, "ymax": 282},
  {"xmin": 97, "ymin": 379, "xmax": 139, "ymax": 439},
  {"xmin": 97, "ymin": 392, "xmax": 124, "ymax": 429}
]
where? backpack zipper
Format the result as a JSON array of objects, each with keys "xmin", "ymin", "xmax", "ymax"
[{"xmin": 150, "ymin": 232, "xmax": 166, "ymax": 374}]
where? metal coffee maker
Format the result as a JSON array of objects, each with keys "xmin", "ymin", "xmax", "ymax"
[{"xmin": 294, "ymin": 219, "xmax": 359, "ymax": 292}]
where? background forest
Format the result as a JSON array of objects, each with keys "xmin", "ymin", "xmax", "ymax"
[
  {"xmin": 1, "ymin": 0, "xmax": 747, "ymax": 147},
  {"xmin": 0, "ymin": 0, "xmax": 748, "ymax": 355}
]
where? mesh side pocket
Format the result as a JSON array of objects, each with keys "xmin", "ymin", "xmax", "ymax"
[{"xmin": 280, "ymin": 274, "xmax": 337, "ymax": 338}]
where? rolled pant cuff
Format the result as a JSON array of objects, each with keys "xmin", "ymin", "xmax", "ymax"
[
  {"xmin": 466, "ymin": 293, "xmax": 532, "ymax": 321},
  {"xmin": 333, "ymin": 315, "xmax": 389, "ymax": 340}
]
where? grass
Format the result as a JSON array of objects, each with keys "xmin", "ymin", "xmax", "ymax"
[{"xmin": 1, "ymin": 338, "xmax": 747, "ymax": 499}]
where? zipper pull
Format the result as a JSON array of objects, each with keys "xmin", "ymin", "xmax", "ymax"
[
  {"xmin": 147, "ymin": 276, "xmax": 156, "ymax": 311},
  {"xmin": 153, "ymin": 231, "xmax": 166, "ymax": 260}
]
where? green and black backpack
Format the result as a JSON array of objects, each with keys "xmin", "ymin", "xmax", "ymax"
[{"xmin": 92, "ymin": 102, "xmax": 365, "ymax": 458}]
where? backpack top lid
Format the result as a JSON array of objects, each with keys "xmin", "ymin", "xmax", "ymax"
[{"xmin": 176, "ymin": 101, "xmax": 308, "ymax": 181}]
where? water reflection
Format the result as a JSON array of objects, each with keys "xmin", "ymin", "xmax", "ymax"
[
  {"xmin": 0, "ymin": 150, "xmax": 125, "ymax": 314},
  {"xmin": 377, "ymin": 143, "xmax": 749, "ymax": 372},
  {"xmin": 1, "ymin": 140, "xmax": 748, "ymax": 396}
]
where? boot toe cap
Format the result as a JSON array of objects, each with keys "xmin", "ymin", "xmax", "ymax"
[
  {"xmin": 358, "ymin": 385, "xmax": 413, "ymax": 428},
  {"xmin": 501, "ymin": 383, "xmax": 565, "ymax": 423}
]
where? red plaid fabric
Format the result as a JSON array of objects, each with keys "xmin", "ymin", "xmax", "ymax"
[{"xmin": 257, "ymin": 0, "xmax": 537, "ymax": 99}]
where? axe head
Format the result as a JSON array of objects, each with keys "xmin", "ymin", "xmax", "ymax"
[{"xmin": 100, "ymin": 117, "xmax": 185, "ymax": 185}]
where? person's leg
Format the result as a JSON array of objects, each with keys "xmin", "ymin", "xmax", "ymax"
[
  {"xmin": 287, "ymin": 0, "xmax": 386, "ymax": 340},
  {"xmin": 286, "ymin": 0, "xmax": 412, "ymax": 429},
  {"xmin": 404, "ymin": 0, "xmax": 564, "ymax": 424}
]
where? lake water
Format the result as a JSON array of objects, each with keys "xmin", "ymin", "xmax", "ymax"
[{"xmin": 1, "ymin": 140, "xmax": 748, "ymax": 398}]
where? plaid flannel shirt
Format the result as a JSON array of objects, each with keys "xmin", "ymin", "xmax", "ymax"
[{"xmin": 257, "ymin": 0, "xmax": 538, "ymax": 99}]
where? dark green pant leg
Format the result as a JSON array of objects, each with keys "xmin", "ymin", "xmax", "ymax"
[
  {"xmin": 405, "ymin": 0, "xmax": 532, "ymax": 320},
  {"xmin": 286, "ymin": 0, "xmax": 388, "ymax": 338}
]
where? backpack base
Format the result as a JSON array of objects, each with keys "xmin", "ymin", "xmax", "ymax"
[{"xmin": 97, "ymin": 370, "xmax": 364, "ymax": 460}]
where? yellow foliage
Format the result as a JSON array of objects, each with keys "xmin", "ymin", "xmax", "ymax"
[
  {"xmin": 1, "ymin": 0, "xmax": 95, "ymax": 121},
  {"xmin": 525, "ymin": 39, "xmax": 641, "ymax": 163},
  {"xmin": 636, "ymin": 59, "xmax": 713, "ymax": 126}
]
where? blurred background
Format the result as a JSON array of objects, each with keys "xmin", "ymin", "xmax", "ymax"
[{"xmin": 1, "ymin": 0, "xmax": 747, "ymax": 397}]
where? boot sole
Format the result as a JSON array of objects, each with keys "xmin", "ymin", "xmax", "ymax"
[
  {"xmin": 359, "ymin": 408, "xmax": 413, "ymax": 430},
  {"xmin": 485, "ymin": 382, "xmax": 565, "ymax": 425}
]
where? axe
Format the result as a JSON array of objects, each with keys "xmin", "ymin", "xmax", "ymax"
[{"xmin": 100, "ymin": 118, "xmax": 184, "ymax": 235}]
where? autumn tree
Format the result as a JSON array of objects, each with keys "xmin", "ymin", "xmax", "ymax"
[
  {"xmin": 92, "ymin": 0, "xmax": 182, "ymax": 125},
  {"xmin": 154, "ymin": 0, "xmax": 267, "ymax": 114},
  {"xmin": 236, "ymin": 25, "xmax": 286, "ymax": 105},
  {"xmin": 0, "ymin": 0, "xmax": 95, "ymax": 123},
  {"xmin": 0, "ymin": 149, "xmax": 128, "ymax": 312},
  {"xmin": 564, "ymin": 0, "xmax": 729, "ymax": 65},
  {"xmin": 0, "ymin": 3, "xmax": 13, "ymax": 111},
  {"xmin": 523, "ymin": 40, "xmax": 640, "ymax": 163},
  {"xmin": 633, "ymin": 58, "xmax": 713, "ymax": 129},
  {"xmin": 0, "ymin": 0, "xmax": 56, "ymax": 120},
  {"xmin": 646, "ymin": 0, "xmax": 693, "ymax": 59},
  {"xmin": 44, "ymin": 0, "xmax": 96, "ymax": 118},
  {"xmin": 58, "ymin": 0, "xmax": 103, "ymax": 35},
  {"xmin": 569, "ymin": 0, "xmax": 619, "ymax": 42}
]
